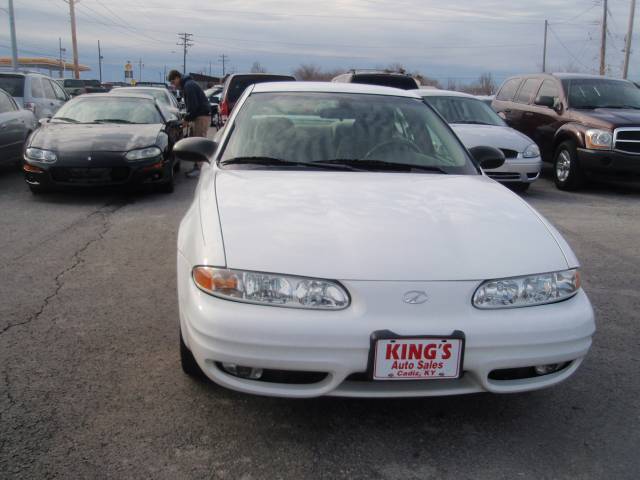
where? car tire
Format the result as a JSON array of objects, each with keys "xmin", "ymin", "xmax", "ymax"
[
  {"xmin": 554, "ymin": 140, "xmax": 584, "ymax": 191},
  {"xmin": 173, "ymin": 160, "xmax": 181, "ymax": 173},
  {"xmin": 180, "ymin": 330, "xmax": 206, "ymax": 379},
  {"xmin": 28, "ymin": 184, "xmax": 48, "ymax": 194},
  {"xmin": 158, "ymin": 164, "xmax": 175, "ymax": 194}
]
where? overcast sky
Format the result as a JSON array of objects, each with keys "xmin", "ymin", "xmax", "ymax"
[{"xmin": 1, "ymin": 0, "xmax": 638, "ymax": 84}]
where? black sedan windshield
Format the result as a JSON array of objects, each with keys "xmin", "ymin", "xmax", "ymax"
[
  {"xmin": 116, "ymin": 88, "xmax": 171, "ymax": 105},
  {"xmin": 424, "ymin": 96, "xmax": 506, "ymax": 126},
  {"xmin": 563, "ymin": 78, "xmax": 640, "ymax": 109},
  {"xmin": 52, "ymin": 97, "xmax": 164, "ymax": 124},
  {"xmin": 220, "ymin": 92, "xmax": 476, "ymax": 174}
]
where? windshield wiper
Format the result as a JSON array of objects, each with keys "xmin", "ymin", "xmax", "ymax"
[
  {"xmin": 220, "ymin": 156, "xmax": 364, "ymax": 171},
  {"xmin": 455, "ymin": 120, "xmax": 492, "ymax": 125},
  {"xmin": 50, "ymin": 117, "xmax": 79, "ymax": 123},
  {"xmin": 92, "ymin": 118, "xmax": 135, "ymax": 124},
  {"xmin": 321, "ymin": 158, "xmax": 449, "ymax": 174}
]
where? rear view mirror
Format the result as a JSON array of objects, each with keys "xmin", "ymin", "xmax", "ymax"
[
  {"xmin": 535, "ymin": 95, "xmax": 556, "ymax": 109},
  {"xmin": 174, "ymin": 137, "xmax": 217, "ymax": 163},
  {"xmin": 469, "ymin": 146, "xmax": 505, "ymax": 170}
]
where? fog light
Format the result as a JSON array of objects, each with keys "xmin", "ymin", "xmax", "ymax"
[
  {"xmin": 221, "ymin": 362, "xmax": 263, "ymax": 379},
  {"xmin": 534, "ymin": 363, "xmax": 566, "ymax": 376}
]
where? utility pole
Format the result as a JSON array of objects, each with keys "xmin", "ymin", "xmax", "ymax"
[
  {"xmin": 542, "ymin": 19, "xmax": 548, "ymax": 73},
  {"xmin": 58, "ymin": 38, "xmax": 66, "ymax": 78},
  {"xmin": 600, "ymin": 0, "xmax": 608, "ymax": 75},
  {"xmin": 209, "ymin": 60, "xmax": 212, "ymax": 76},
  {"xmin": 138, "ymin": 58, "xmax": 144, "ymax": 82},
  {"xmin": 98, "ymin": 40, "xmax": 103, "ymax": 83},
  {"xmin": 163, "ymin": 64, "xmax": 167, "ymax": 82},
  {"xmin": 68, "ymin": 0, "xmax": 80, "ymax": 79},
  {"xmin": 623, "ymin": 0, "xmax": 637, "ymax": 79},
  {"xmin": 177, "ymin": 33, "xmax": 194, "ymax": 74},
  {"xmin": 7, "ymin": 0, "xmax": 18, "ymax": 70},
  {"xmin": 219, "ymin": 54, "xmax": 229, "ymax": 77}
]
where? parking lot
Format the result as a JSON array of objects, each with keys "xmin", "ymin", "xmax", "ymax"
[{"xmin": 1, "ymin": 128, "xmax": 638, "ymax": 479}]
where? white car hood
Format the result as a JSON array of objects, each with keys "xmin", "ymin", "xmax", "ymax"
[
  {"xmin": 451, "ymin": 124, "xmax": 533, "ymax": 151},
  {"xmin": 212, "ymin": 170, "xmax": 568, "ymax": 281}
]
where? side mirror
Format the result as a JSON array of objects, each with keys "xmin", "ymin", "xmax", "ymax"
[
  {"xmin": 535, "ymin": 95, "xmax": 555, "ymax": 109},
  {"xmin": 174, "ymin": 137, "xmax": 217, "ymax": 164},
  {"xmin": 469, "ymin": 146, "xmax": 505, "ymax": 170}
]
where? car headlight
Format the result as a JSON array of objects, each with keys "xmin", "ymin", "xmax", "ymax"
[
  {"xmin": 473, "ymin": 268, "xmax": 580, "ymax": 309},
  {"xmin": 25, "ymin": 147, "xmax": 57, "ymax": 163},
  {"xmin": 585, "ymin": 129, "xmax": 612, "ymax": 150},
  {"xmin": 522, "ymin": 143, "xmax": 540, "ymax": 158},
  {"xmin": 125, "ymin": 146, "xmax": 162, "ymax": 162},
  {"xmin": 192, "ymin": 267, "xmax": 350, "ymax": 310}
]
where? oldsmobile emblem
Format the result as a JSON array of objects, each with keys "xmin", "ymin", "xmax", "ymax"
[
  {"xmin": 403, "ymin": 290, "xmax": 429, "ymax": 304},
  {"xmin": 87, "ymin": 156, "xmax": 92, "ymax": 162}
]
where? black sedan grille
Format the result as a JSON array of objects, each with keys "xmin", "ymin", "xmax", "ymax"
[{"xmin": 51, "ymin": 167, "xmax": 130, "ymax": 184}]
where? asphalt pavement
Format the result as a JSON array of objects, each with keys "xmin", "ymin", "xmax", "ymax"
[{"xmin": 1, "ymin": 145, "xmax": 639, "ymax": 479}]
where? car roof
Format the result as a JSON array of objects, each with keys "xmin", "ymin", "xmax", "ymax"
[
  {"xmin": 75, "ymin": 92, "xmax": 156, "ymax": 101},
  {"xmin": 251, "ymin": 81, "xmax": 422, "ymax": 98},
  {"xmin": 417, "ymin": 89, "xmax": 474, "ymax": 98},
  {"xmin": 115, "ymin": 86, "xmax": 167, "ymax": 92}
]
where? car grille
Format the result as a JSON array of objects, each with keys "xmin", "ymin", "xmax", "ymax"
[
  {"xmin": 499, "ymin": 148, "xmax": 518, "ymax": 159},
  {"xmin": 486, "ymin": 172, "xmax": 521, "ymax": 180},
  {"xmin": 51, "ymin": 167, "xmax": 130, "ymax": 184},
  {"xmin": 613, "ymin": 128, "xmax": 640, "ymax": 155}
]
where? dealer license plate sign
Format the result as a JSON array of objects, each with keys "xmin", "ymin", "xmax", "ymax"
[{"xmin": 373, "ymin": 338, "xmax": 463, "ymax": 380}]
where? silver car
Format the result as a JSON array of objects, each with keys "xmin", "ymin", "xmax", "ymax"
[
  {"xmin": 420, "ymin": 89, "xmax": 542, "ymax": 191},
  {"xmin": 0, "ymin": 72, "xmax": 69, "ymax": 120}
]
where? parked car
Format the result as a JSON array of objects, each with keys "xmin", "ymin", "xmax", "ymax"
[
  {"xmin": 475, "ymin": 94, "xmax": 495, "ymax": 106},
  {"xmin": 0, "ymin": 87, "xmax": 38, "ymax": 164},
  {"xmin": 0, "ymin": 72, "xmax": 68, "ymax": 120},
  {"xmin": 332, "ymin": 70, "xmax": 419, "ymax": 90},
  {"xmin": 59, "ymin": 79, "xmax": 107, "ymax": 97},
  {"xmin": 23, "ymin": 93, "xmax": 182, "ymax": 193},
  {"xmin": 493, "ymin": 73, "xmax": 640, "ymax": 190},
  {"xmin": 420, "ymin": 89, "xmax": 541, "ymax": 191},
  {"xmin": 207, "ymin": 92, "xmax": 221, "ymax": 127},
  {"xmin": 219, "ymin": 73, "xmax": 295, "ymax": 121},
  {"xmin": 173, "ymin": 81, "xmax": 594, "ymax": 398},
  {"xmin": 111, "ymin": 86, "xmax": 183, "ymax": 119}
]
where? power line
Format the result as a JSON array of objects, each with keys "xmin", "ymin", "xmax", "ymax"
[
  {"xmin": 548, "ymin": 25, "xmax": 594, "ymax": 71},
  {"xmin": 177, "ymin": 33, "xmax": 194, "ymax": 74}
]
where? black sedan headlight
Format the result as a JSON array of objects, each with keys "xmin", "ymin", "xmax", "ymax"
[
  {"xmin": 125, "ymin": 146, "xmax": 162, "ymax": 162},
  {"xmin": 25, "ymin": 147, "xmax": 57, "ymax": 164}
]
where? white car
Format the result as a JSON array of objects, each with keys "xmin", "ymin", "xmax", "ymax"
[
  {"xmin": 175, "ymin": 82, "xmax": 595, "ymax": 398},
  {"xmin": 420, "ymin": 89, "xmax": 542, "ymax": 191}
]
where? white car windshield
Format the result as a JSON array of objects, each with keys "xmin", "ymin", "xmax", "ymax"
[
  {"xmin": 424, "ymin": 96, "xmax": 506, "ymax": 127},
  {"xmin": 220, "ymin": 92, "xmax": 477, "ymax": 174}
]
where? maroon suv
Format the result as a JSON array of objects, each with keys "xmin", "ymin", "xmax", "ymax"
[{"xmin": 492, "ymin": 73, "xmax": 640, "ymax": 190}]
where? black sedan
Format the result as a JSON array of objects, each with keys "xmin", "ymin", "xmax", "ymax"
[
  {"xmin": 0, "ymin": 87, "xmax": 37, "ymax": 164},
  {"xmin": 23, "ymin": 93, "xmax": 182, "ymax": 194}
]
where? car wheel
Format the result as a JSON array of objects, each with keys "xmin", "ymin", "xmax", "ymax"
[
  {"xmin": 158, "ymin": 164, "xmax": 175, "ymax": 194},
  {"xmin": 508, "ymin": 182, "xmax": 530, "ymax": 193},
  {"xmin": 28, "ymin": 184, "xmax": 48, "ymax": 194},
  {"xmin": 173, "ymin": 160, "xmax": 181, "ymax": 173},
  {"xmin": 180, "ymin": 330, "xmax": 206, "ymax": 379},
  {"xmin": 554, "ymin": 141, "xmax": 584, "ymax": 191}
]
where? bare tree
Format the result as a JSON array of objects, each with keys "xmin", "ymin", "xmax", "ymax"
[
  {"xmin": 293, "ymin": 64, "xmax": 344, "ymax": 81},
  {"xmin": 459, "ymin": 73, "xmax": 496, "ymax": 95},
  {"xmin": 250, "ymin": 61, "xmax": 267, "ymax": 73}
]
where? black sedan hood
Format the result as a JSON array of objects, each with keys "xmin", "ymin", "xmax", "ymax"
[{"xmin": 30, "ymin": 123, "xmax": 162, "ymax": 152}]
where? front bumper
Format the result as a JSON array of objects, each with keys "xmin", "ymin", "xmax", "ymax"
[
  {"xmin": 178, "ymin": 257, "xmax": 595, "ymax": 398},
  {"xmin": 23, "ymin": 154, "xmax": 172, "ymax": 188},
  {"xmin": 484, "ymin": 156, "xmax": 542, "ymax": 184},
  {"xmin": 577, "ymin": 148, "xmax": 640, "ymax": 178}
]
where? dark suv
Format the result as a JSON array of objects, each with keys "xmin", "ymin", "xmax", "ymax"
[
  {"xmin": 492, "ymin": 73, "xmax": 640, "ymax": 189},
  {"xmin": 332, "ymin": 70, "xmax": 419, "ymax": 90},
  {"xmin": 219, "ymin": 73, "xmax": 295, "ymax": 122}
]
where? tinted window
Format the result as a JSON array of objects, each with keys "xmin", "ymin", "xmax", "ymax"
[
  {"xmin": 352, "ymin": 75, "xmax": 418, "ymax": 90},
  {"xmin": 536, "ymin": 80, "xmax": 560, "ymax": 105},
  {"xmin": 225, "ymin": 75, "xmax": 295, "ymax": 104},
  {"xmin": 42, "ymin": 79, "xmax": 57, "ymax": 99},
  {"xmin": 496, "ymin": 78, "xmax": 521, "ymax": 101},
  {"xmin": 0, "ymin": 91, "xmax": 16, "ymax": 112},
  {"xmin": 63, "ymin": 79, "xmax": 85, "ymax": 88},
  {"xmin": 514, "ymin": 78, "xmax": 539, "ymax": 104},
  {"xmin": 562, "ymin": 78, "xmax": 640, "ymax": 109},
  {"xmin": 52, "ymin": 97, "xmax": 164, "ymax": 124},
  {"xmin": 30, "ymin": 77, "xmax": 45, "ymax": 98},
  {"xmin": 424, "ymin": 96, "xmax": 506, "ymax": 126},
  {"xmin": 221, "ymin": 92, "xmax": 476, "ymax": 174},
  {"xmin": 0, "ymin": 76, "xmax": 25, "ymax": 97}
]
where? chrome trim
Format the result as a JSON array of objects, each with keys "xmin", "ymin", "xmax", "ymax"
[{"xmin": 613, "ymin": 127, "xmax": 640, "ymax": 155}]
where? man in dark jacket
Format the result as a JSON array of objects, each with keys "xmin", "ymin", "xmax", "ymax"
[{"xmin": 168, "ymin": 70, "xmax": 211, "ymax": 177}]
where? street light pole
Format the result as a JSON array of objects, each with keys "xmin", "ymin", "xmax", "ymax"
[
  {"xmin": 623, "ymin": 0, "xmax": 637, "ymax": 79},
  {"xmin": 98, "ymin": 40, "xmax": 103, "ymax": 83},
  {"xmin": 8, "ymin": 0, "xmax": 19, "ymax": 71}
]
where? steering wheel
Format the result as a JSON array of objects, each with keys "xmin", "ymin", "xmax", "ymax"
[{"xmin": 364, "ymin": 138, "xmax": 421, "ymax": 159}]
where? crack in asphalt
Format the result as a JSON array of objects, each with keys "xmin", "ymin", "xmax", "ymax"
[{"xmin": 0, "ymin": 200, "xmax": 129, "ymax": 338}]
